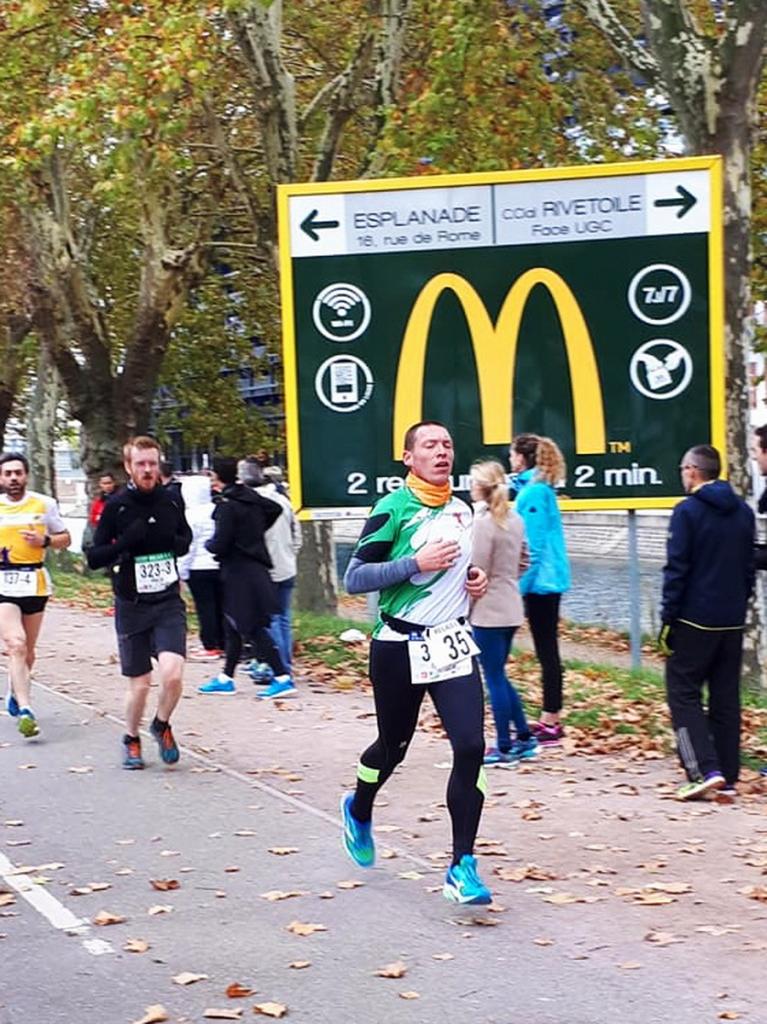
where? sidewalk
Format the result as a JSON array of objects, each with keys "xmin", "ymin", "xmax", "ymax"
[{"xmin": 5, "ymin": 602, "xmax": 767, "ymax": 1023}]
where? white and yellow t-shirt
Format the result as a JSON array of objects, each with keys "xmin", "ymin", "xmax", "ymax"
[{"xmin": 0, "ymin": 491, "xmax": 66, "ymax": 597}]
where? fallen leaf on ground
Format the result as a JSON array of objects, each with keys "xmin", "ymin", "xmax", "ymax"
[
  {"xmin": 148, "ymin": 905, "xmax": 173, "ymax": 915},
  {"xmin": 253, "ymin": 1002, "xmax": 287, "ymax": 1018},
  {"xmin": 644, "ymin": 930, "xmax": 682, "ymax": 947},
  {"xmin": 260, "ymin": 891, "xmax": 306, "ymax": 902},
  {"xmin": 696, "ymin": 925, "xmax": 740, "ymax": 936},
  {"xmin": 541, "ymin": 892, "xmax": 581, "ymax": 906},
  {"xmin": 740, "ymin": 885, "xmax": 767, "ymax": 903},
  {"xmin": 718, "ymin": 1013, "xmax": 741, "ymax": 1020},
  {"xmin": 397, "ymin": 871, "xmax": 423, "ymax": 881},
  {"xmin": 432, "ymin": 952, "xmax": 454, "ymax": 961},
  {"xmin": 399, "ymin": 992, "xmax": 420, "ymax": 1000},
  {"xmin": 286, "ymin": 921, "xmax": 326, "ymax": 936},
  {"xmin": 92, "ymin": 910, "xmax": 126, "ymax": 926},
  {"xmin": 172, "ymin": 971, "xmax": 208, "ymax": 986},
  {"xmin": 224, "ymin": 866, "xmax": 240, "ymax": 873},
  {"xmin": 0, "ymin": 894, "xmax": 15, "ymax": 908},
  {"xmin": 234, "ymin": 830, "xmax": 257, "ymax": 837},
  {"xmin": 268, "ymin": 847, "xmax": 298, "ymax": 856},
  {"xmin": 496, "ymin": 864, "xmax": 557, "ymax": 883},
  {"xmin": 374, "ymin": 961, "xmax": 407, "ymax": 978},
  {"xmin": 132, "ymin": 1006, "xmax": 169, "ymax": 1024},
  {"xmin": 203, "ymin": 1011, "xmax": 242, "ymax": 1021},
  {"xmin": 534, "ymin": 938, "xmax": 555, "ymax": 946},
  {"xmin": 225, "ymin": 983, "xmax": 254, "ymax": 998},
  {"xmin": 647, "ymin": 882, "xmax": 692, "ymax": 895},
  {"xmin": 150, "ymin": 879, "xmax": 180, "ymax": 891},
  {"xmin": 618, "ymin": 962, "xmax": 642, "ymax": 970},
  {"xmin": 123, "ymin": 938, "xmax": 150, "ymax": 953},
  {"xmin": 631, "ymin": 892, "xmax": 676, "ymax": 906},
  {"xmin": 336, "ymin": 880, "xmax": 364, "ymax": 890},
  {"xmin": 288, "ymin": 961, "xmax": 311, "ymax": 970}
]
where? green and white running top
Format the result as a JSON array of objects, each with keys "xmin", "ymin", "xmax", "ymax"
[{"xmin": 344, "ymin": 486, "xmax": 474, "ymax": 641}]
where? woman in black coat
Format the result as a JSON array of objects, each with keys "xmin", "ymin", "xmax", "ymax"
[{"xmin": 199, "ymin": 457, "xmax": 297, "ymax": 698}]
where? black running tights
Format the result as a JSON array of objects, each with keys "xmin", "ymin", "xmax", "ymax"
[{"xmin": 351, "ymin": 639, "xmax": 485, "ymax": 865}]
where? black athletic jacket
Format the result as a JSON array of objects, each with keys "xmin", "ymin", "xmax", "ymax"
[
  {"xmin": 87, "ymin": 484, "xmax": 192, "ymax": 603},
  {"xmin": 661, "ymin": 480, "xmax": 755, "ymax": 628}
]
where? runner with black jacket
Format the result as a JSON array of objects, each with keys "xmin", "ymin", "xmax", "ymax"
[{"xmin": 87, "ymin": 436, "xmax": 192, "ymax": 769}]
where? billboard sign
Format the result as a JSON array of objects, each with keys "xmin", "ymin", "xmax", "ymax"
[{"xmin": 277, "ymin": 157, "xmax": 723, "ymax": 517}]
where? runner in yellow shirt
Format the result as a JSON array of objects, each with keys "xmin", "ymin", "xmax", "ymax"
[{"xmin": 0, "ymin": 453, "xmax": 71, "ymax": 737}]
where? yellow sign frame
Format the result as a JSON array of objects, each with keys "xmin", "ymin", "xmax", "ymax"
[{"xmin": 277, "ymin": 155, "xmax": 724, "ymax": 518}]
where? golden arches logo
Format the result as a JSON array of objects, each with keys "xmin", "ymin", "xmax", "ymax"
[{"xmin": 392, "ymin": 269, "xmax": 607, "ymax": 457}]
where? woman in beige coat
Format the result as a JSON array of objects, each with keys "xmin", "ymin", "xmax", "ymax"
[{"xmin": 469, "ymin": 460, "xmax": 537, "ymax": 765}]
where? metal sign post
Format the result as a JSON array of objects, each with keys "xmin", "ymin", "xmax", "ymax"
[{"xmin": 277, "ymin": 157, "xmax": 724, "ymax": 520}]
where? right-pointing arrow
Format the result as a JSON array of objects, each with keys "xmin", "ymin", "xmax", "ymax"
[{"xmin": 653, "ymin": 185, "xmax": 697, "ymax": 219}]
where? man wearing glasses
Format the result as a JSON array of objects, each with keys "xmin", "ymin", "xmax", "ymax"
[{"xmin": 659, "ymin": 445, "xmax": 754, "ymax": 801}]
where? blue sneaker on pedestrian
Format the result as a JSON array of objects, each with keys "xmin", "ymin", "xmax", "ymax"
[
  {"xmin": 340, "ymin": 793, "xmax": 375, "ymax": 867},
  {"xmin": 257, "ymin": 678, "xmax": 297, "ymax": 700},
  {"xmin": 443, "ymin": 854, "xmax": 492, "ymax": 905},
  {"xmin": 198, "ymin": 675, "xmax": 236, "ymax": 695},
  {"xmin": 507, "ymin": 736, "xmax": 539, "ymax": 762},
  {"xmin": 248, "ymin": 660, "xmax": 274, "ymax": 684},
  {"xmin": 483, "ymin": 747, "xmax": 512, "ymax": 767},
  {"xmin": 5, "ymin": 688, "xmax": 19, "ymax": 718}
]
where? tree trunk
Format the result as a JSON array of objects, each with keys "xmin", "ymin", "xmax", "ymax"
[
  {"xmin": 26, "ymin": 342, "xmax": 60, "ymax": 497},
  {"xmin": 294, "ymin": 522, "xmax": 338, "ymax": 614}
]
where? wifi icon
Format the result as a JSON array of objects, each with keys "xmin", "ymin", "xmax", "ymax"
[{"xmin": 313, "ymin": 282, "xmax": 372, "ymax": 342}]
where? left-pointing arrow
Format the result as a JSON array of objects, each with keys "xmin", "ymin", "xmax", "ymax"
[
  {"xmin": 653, "ymin": 184, "xmax": 697, "ymax": 219},
  {"xmin": 300, "ymin": 209, "xmax": 340, "ymax": 241}
]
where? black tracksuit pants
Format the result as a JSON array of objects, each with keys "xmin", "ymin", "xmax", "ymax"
[{"xmin": 665, "ymin": 622, "xmax": 743, "ymax": 786}]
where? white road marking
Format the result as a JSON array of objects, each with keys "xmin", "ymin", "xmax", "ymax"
[{"xmin": 0, "ymin": 851, "xmax": 114, "ymax": 956}]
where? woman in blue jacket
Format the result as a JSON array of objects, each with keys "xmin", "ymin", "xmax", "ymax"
[{"xmin": 510, "ymin": 434, "xmax": 571, "ymax": 745}]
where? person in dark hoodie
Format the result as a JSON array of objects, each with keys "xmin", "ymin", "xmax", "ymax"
[
  {"xmin": 659, "ymin": 444, "xmax": 754, "ymax": 801},
  {"xmin": 88, "ymin": 436, "xmax": 192, "ymax": 770},
  {"xmin": 198, "ymin": 456, "xmax": 295, "ymax": 698}
]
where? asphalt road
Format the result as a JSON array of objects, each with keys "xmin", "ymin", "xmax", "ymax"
[{"xmin": 2, "ymin": 681, "xmax": 763, "ymax": 1024}]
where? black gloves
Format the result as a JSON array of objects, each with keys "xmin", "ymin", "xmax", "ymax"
[{"xmin": 117, "ymin": 517, "xmax": 149, "ymax": 552}]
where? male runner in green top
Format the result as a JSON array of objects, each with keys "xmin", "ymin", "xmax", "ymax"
[{"xmin": 341, "ymin": 421, "xmax": 492, "ymax": 904}]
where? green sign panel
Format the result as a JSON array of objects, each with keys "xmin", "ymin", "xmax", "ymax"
[{"xmin": 277, "ymin": 157, "xmax": 724, "ymax": 518}]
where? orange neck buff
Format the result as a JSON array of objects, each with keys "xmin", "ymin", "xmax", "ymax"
[{"xmin": 406, "ymin": 472, "xmax": 451, "ymax": 508}]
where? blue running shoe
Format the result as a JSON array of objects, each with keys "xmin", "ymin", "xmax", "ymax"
[
  {"xmin": 248, "ymin": 660, "xmax": 274, "ymax": 684},
  {"xmin": 507, "ymin": 736, "xmax": 539, "ymax": 762},
  {"xmin": 17, "ymin": 708, "xmax": 39, "ymax": 739},
  {"xmin": 483, "ymin": 747, "xmax": 512, "ymax": 767},
  {"xmin": 340, "ymin": 793, "xmax": 375, "ymax": 867},
  {"xmin": 122, "ymin": 734, "xmax": 145, "ymax": 770},
  {"xmin": 760, "ymin": 765, "xmax": 767, "ymax": 777},
  {"xmin": 198, "ymin": 675, "xmax": 236, "ymax": 695},
  {"xmin": 5, "ymin": 688, "xmax": 19, "ymax": 718},
  {"xmin": 150, "ymin": 718, "xmax": 179, "ymax": 765},
  {"xmin": 443, "ymin": 854, "xmax": 492, "ymax": 905},
  {"xmin": 257, "ymin": 678, "xmax": 297, "ymax": 700}
]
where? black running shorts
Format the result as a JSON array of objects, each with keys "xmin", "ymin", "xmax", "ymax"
[
  {"xmin": 0, "ymin": 595, "xmax": 49, "ymax": 615},
  {"xmin": 115, "ymin": 594, "xmax": 186, "ymax": 678}
]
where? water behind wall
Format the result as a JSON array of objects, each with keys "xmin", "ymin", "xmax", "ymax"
[{"xmin": 335, "ymin": 543, "xmax": 663, "ymax": 636}]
